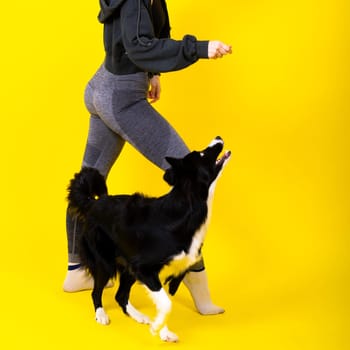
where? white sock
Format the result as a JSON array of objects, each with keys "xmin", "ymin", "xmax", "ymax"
[
  {"xmin": 63, "ymin": 264, "xmax": 94, "ymax": 292},
  {"xmin": 183, "ymin": 270, "xmax": 225, "ymax": 315},
  {"xmin": 63, "ymin": 263, "xmax": 114, "ymax": 293}
]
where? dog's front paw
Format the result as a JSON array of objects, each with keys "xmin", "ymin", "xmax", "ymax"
[
  {"xmin": 95, "ymin": 307, "xmax": 110, "ymax": 325},
  {"xmin": 151, "ymin": 324, "xmax": 178, "ymax": 342},
  {"xmin": 159, "ymin": 326, "xmax": 179, "ymax": 342}
]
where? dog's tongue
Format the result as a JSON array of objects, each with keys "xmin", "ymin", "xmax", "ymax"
[
  {"xmin": 223, "ymin": 150, "xmax": 231, "ymax": 159},
  {"xmin": 216, "ymin": 150, "xmax": 231, "ymax": 165}
]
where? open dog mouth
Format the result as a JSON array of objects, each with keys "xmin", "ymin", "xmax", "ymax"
[{"xmin": 216, "ymin": 150, "xmax": 231, "ymax": 167}]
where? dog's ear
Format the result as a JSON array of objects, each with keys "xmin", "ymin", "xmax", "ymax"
[
  {"xmin": 163, "ymin": 168, "xmax": 175, "ymax": 185},
  {"xmin": 163, "ymin": 157, "xmax": 183, "ymax": 186},
  {"xmin": 164, "ymin": 157, "xmax": 183, "ymax": 185},
  {"xmin": 165, "ymin": 156, "xmax": 182, "ymax": 169}
]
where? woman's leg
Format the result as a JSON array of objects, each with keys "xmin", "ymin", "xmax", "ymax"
[
  {"xmin": 116, "ymin": 101, "xmax": 224, "ymax": 314},
  {"xmin": 183, "ymin": 261, "xmax": 224, "ymax": 315},
  {"xmin": 63, "ymin": 114, "xmax": 125, "ymax": 292}
]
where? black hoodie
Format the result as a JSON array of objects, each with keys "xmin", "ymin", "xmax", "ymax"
[{"xmin": 98, "ymin": 0, "xmax": 209, "ymax": 75}]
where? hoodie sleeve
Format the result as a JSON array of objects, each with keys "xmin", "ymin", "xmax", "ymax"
[{"xmin": 120, "ymin": 0, "xmax": 209, "ymax": 73}]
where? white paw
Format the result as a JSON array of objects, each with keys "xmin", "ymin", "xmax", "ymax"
[
  {"xmin": 159, "ymin": 326, "xmax": 179, "ymax": 342},
  {"xmin": 126, "ymin": 303, "xmax": 151, "ymax": 324},
  {"xmin": 95, "ymin": 307, "xmax": 110, "ymax": 325}
]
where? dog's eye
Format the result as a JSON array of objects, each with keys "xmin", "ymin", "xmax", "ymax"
[{"xmin": 200, "ymin": 152, "xmax": 204, "ymax": 157}]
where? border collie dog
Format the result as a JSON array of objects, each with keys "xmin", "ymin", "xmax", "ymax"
[{"xmin": 67, "ymin": 137, "xmax": 230, "ymax": 342}]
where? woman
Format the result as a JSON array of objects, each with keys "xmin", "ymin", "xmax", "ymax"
[{"xmin": 63, "ymin": 0, "xmax": 231, "ymax": 315}]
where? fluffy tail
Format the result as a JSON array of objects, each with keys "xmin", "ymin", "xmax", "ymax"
[{"xmin": 67, "ymin": 167, "xmax": 108, "ymax": 217}]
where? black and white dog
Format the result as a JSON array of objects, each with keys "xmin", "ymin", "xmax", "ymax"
[{"xmin": 67, "ymin": 137, "xmax": 230, "ymax": 342}]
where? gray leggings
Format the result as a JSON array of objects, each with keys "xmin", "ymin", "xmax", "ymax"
[{"xmin": 66, "ymin": 64, "xmax": 205, "ymax": 271}]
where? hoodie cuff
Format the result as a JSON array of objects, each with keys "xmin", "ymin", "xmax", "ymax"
[{"xmin": 196, "ymin": 40, "xmax": 209, "ymax": 59}]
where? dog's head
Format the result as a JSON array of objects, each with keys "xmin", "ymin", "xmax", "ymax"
[{"xmin": 163, "ymin": 136, "xmax": 231, "ymax": 198}]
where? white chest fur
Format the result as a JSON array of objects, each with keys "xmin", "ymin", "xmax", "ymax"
[{"xmin": 159, "ymin": 179, "xmax": 217, "ymax": 282}]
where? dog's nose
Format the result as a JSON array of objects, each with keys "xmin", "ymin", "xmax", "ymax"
[{"xmin": 209, "ymin": 136, "xmax": 224, "ymax": 148}]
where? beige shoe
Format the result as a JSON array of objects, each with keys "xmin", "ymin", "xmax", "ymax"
[
  {"xmin": 183, "ymin": 270, "xmax": 224, "ymax": 315},
  {"xmin": 63, "ymin": 264, "xmax": 114, "ymax": 292}
]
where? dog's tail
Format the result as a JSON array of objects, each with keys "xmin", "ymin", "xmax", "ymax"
[{"xmin": 67, "ymin": 167, "xmax": 108, "ymax": 217}]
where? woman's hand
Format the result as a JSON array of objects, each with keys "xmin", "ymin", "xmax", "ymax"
[
  {"xmin": 148, "ymin": 75, "xmax": 161, "ymax": 103},
  {"xmin": 208, "ymin": 41, "xmax": 232, "ymax": 59}
]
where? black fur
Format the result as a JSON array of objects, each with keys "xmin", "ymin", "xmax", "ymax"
[{"xmin": 67, "ymin": 137, "xmax": 230, "ymax": 320}]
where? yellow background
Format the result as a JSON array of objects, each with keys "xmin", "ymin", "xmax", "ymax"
[{"xmin": 0, "ymin": 1, "xmax": 348, "ymax": 349}]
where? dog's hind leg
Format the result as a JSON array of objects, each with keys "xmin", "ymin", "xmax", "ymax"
[
  {"xmin": 91, "ymin": 269, "xmax": 111, "ymax": 325},
  {"xmin": 115, "ymin": 271, "xmax": 150, "ymax": 324}
]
